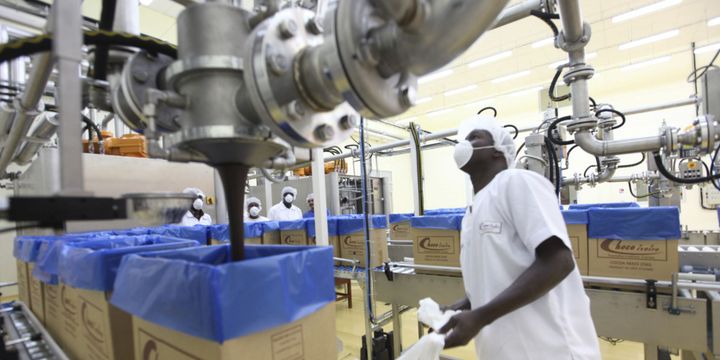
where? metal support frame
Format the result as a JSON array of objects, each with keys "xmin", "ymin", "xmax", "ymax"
[
  {"xmin": 52, "ymin": 0, "xmax": 85, "ymax": 194},
  {"xmin": 311, "ymin": 147, "xmax": 329, "ymax": 245},
  {"xmin": 409, "ymin": 124, "xmax": 423, "ymax": 216}
]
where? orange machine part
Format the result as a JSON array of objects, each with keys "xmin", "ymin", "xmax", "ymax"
[{"xmin": 104, "ymin": 134, "xmax": 148, "ymax": 158}]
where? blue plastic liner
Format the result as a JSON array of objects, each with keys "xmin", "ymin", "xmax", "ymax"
[
  {"xmin": 410, "ymin": 215, "xmax": 463, "ymax": 231},
  {"xmin": 14, "ymin": 236, "xmax": 61, "ymax": 262},
  {"xmin": 209, "ymin": 222, "xmax": 280, "ymax": 242},
  {"xmin": 278, "ymin": 219, "xmax": 308, "ymax": 231},
  {"xmin": 389, "ymin": 213, "xmax": 413, "ymax": 224},
  {"xmin": 32, "ymin": 235, "xmax": 109, "ymax": 285},
  {"xmin": 307, "ymin": 218, "xmax": 339, "ymax": 238},
  {"xmin": 424, "ymin": 208, "xmax": 466, "ymax": 215},
  {"xmin": 569, "ymin": 202, "xmax": 640, "ymax": 210},
  {"xmin": 337, "ymin": 215, "xmax": 388, "ymax": 235},
  {"xmin": 58, "ymin": 235, "xmax": 199, "ymax": 291},
  {"xmin": 561, "ymin": 210, "xmax": 589, "ymax": 225},
  {"xmin": 587, "ymin": 207, "xmax": 681, "ymax": 240},
  {"xmin": 110, "ymin": 244, "xmax": 335, "ymax": 342}
]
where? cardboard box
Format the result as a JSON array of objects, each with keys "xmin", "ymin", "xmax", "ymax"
[
  {"xmin": 410, "ymin": 228, "xmax": 461, "ymax": 275},
  {"xmin": 27, "ymin": 263, "xmax": 45, "ymax": 323},
  {"xmin": 44, "ymin": 283, "xmax": 64, "ymax": 347},
  {"xmin": 68, "ymin": 286, "xmax": 135, "ymax": 360},
  {"xmin": 281, "ymin": 229, "xmax": 308, "ymax": 245},
  {"xmin": 339, "ymin": 229, "xmax": 388, "ymax": 268},
  {"xmin": 390, "ymin": 220, "xmax": 412, "ymax": 240},
  {"xmin": 263, "ymin": 230, "xmax": 280, "ymax": 245},
  {"xmin": 567, "ymin": 224, "xmax": 588, "ymax": 276},
  {"xmin": 16, "ymin": 260, "xmax": 30, "ymax": 306},
  {"xmin": 588, "ymin": 238, "xmax": 679, "ymax": 281},
  {"xmin": 131, "ymin": 303, "xmax": 335, "ymax": 360},
  {"xmin": 60, "ymin": 282, "xmax": 83, "ymax": 359}
]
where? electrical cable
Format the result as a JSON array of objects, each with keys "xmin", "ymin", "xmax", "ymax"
[
  {"xmin": 628, "ymin": 180, "xmax": 661, "ymax": 199},
  {"xmin": 594, "ymin": 108, "xmax": 626, "ymax": 130},
  {"xmin": 81, "ymin": 115, "xmax": 103, "ymax": 144},
  {"xmin": 477, "ymin": 106, "xmax": 497, "ymax": 117},
  {"xmin": 0, "ymin": 30, "xmax": 178, "ymax": 65},
  {"xmin": 617, "ymin": 153, "xmax": 646, "ymax": 169},
  {"xmin": 589, "ymin": 97, "xmax": 597, "ymax": 110},
  {"xmin": 546, "ymin": 115, "xmax": 574, "ymax": 145},
  {"xmin": 358, "ymin": 116, "xmax": 376, "ymax": 326},
  {"xmin": 583, "ymin": 165, "xmax": 596, "ymax": 178},
  {"xmin": 515, "ymin": 142, "xmax": 525, "ymax": 158},
  {"xmin": 503, "ymin": 124, "xmax": 519, "ymax": 140},
  {"xmin": 653, "ymin": 152, "xmax": 720, "ymax": 184},
  {"xmin": 544, "ymin": 136, "xmax": 560, "ymax": 195},
  {"xmin": 530, "ymin": 10, "xmax": 559, "ymax": 36},
  {"xmin": 711, "ymin": 145, "xmax": 720, "ymax": 191},
  {"xmin": 549, "ymin": 65, "xmax": 571, "ymax": 102},
  {"xmin": 94, "ymin": 0, "xmax": 118, "ymax": 81},
  {"xmin": 687, "ymin": 47, "xmax": 720, "ymax": 83}
]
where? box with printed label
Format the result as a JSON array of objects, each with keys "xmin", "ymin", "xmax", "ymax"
[
  {"xmin": 58, "ymin": 235, "xmax": 199, "ymax": 360},
  {"xmin": 208, "ymin": 222, "xmax": 280, "ymax": 246},
  {"xmin": 562, "ymin": 210, "xmax": 589, "ymax": 276},
  {"xmin": 410, "ymin": 215, "xmax": 463, "ymax": 274},
  {"xmin": 389, "ymin": 214, "xmax": 413, "ymax": 240},
  {"xmin": 587, "ymin": 207, "xmax": 681, "ymax": 281},
  {"xmin": 16, "ymin": 260, "xmax": 30, "ymax": 308},
  {"xmin": 307, "ymin": 218, "xmax": 341, "ymax": 260},
  {"xmin": 27, "ymin": 263, "xmax": 46, "ymax": 323},
  {"xmin": 279, "ymin": 220, "xmax": 309, "ymax": 245},
  {"xmin": 337, "ymin": 216, "xmax": 388, "ymax": 268},
  {"xmin": 13, "ymin": 236, "xmax": 60, "ymax": 322},
  {"xmin": 110, "ymin": 245, "xmax": 336, "ymax": 360}
]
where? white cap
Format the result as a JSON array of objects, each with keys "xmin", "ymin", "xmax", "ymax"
[
  {"xmin": 246, "ymin": 196, "xmax": 262, "ymax": 209},
  {"xmin": 183, "ymin": 187, "xmax": 205, "ymax": 199},
  {"xmin": 306, "ymin": 193, "xmax": 314, "ymax": 201},
  {"xmin": 281, "ymin": 186, "xmax": 297, "ymax": 197},
  {"xmin": 457, "ymin": 114, "xmax": 516, "ymax": 168}
]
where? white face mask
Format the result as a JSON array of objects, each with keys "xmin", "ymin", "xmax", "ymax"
[
  {"xmin": 193, "ymin": 198, "xmax": 204, "ymax": 210},
  {"xmin": 249, "ymin": 206, "xmax": 260, "ymax": 217},
  {"xmin": 284, "ymin": 194, "xmax": 294, "ymax": 203},
  {"xmin": 453, "ymin": 140, "xmax": 495, "ymax": 169}
]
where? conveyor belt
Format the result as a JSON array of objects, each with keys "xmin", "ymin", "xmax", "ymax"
[{"xmin": 1, "ymin": 302, "xmax": 67, "ymax": 360}]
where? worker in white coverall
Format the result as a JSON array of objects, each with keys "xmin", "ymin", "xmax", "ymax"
[
  {"xmin": 437, "ymin": 115, "xmax": 600, "ymax": 359},
  {"xmin": 268, "ymin": 186, "xmax": 303, "ymax": 221},
  {"xmin": 244, "ymin": 196, "xmax": 269, "ymax": 222},
  {"xmin": 179, "ymin": 187, "xmax": 213, "ymax": 226}
]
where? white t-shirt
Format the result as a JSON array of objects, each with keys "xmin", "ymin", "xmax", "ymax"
[
  {"xmin": 268, "ymin": 202, "xmax": 303, "ymax": 221},
  {"xmin": 460, "ymin": 169, "xmax": 600, "ymax": 360},
  {"xmin": 179, "ymin": 211, "xmax": 212, "ymax": 226}
]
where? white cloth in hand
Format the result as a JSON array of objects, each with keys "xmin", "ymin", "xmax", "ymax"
[
  {"xmin": 397, "ymin": 298, "xmax": 459, "ymax": 360},
  {"xmin": 417, "ymin": 297, "xmax": 460, "ymax": 332}
]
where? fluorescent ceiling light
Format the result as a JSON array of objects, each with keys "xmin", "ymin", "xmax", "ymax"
[
  {"xmin": 618, "ymin": 29, "xmax": 679, "ymax": 50},
  {"xmin": 695, "ymin": 43, "xmax": 720, "ymax": 54},
  {"xmin": 416, "ymin": 97, "xmax": 433, "ymax": 104},
  {"xmin": 426, "ymin": 109, "xmax": 452, "ymax": 117},
  {"xmin": 468, "ymin": 51, "xmax": 512, "ymax": 68},
  {"xmin": 621, "ymin": 56, "xmax": 672, "ymax": 71},
  {"xmin": 509, "ymin": 86, "xmax": 543, "ymax": 97},
  {"xmin": 139, "ymin": 0, "xmax": 153, "ymax": 5},
  {"xmin": 548, "ymin": 52, "xmax": 597, "ymax": 69},
  {"xmin": 612, "ymin": 0, "xmax": 682, "ymax": 23},
  {"xmin": 532, "ymin": 37, "xmax": 554, "ymax": 48},
  {"xmin": 418, "ymin": 69, "xmax": 454, "ymax": 84},
  {"xmin": 710, "ymin": 17, "xmax": 720, "ymax": 27},
  {"xmin": 492, "ymin": 70, "xmax": 531, "ymax": 84},
  {"xmin": 444, "ymin": 85, "xmax": 478, "ymax": 97}
]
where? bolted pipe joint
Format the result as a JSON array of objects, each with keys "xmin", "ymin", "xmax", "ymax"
[{"xmin": 557, "ymin": 22, "xmax": 592, "ymax": 52}]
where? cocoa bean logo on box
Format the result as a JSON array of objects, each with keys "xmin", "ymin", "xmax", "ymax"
[
  {"xmin": 600, "ymin": 240, "xmax": 661, "ymax": 256},
  {"xmin": 61, "ymin": 286, "xmax": 76, "ymax": 315},
  {"xmin": 81, "ymin": 302, "xmax": 105, "ymax": 344},
  {"xmin": 419, "ymin": 237, "xmax": 452, "ymax": 251},
  {"xmin": 142, "ymin": 340, "xmax": 159, "ymax": 360},
  {"xmin": 342, "ymin": 236, "xmax": 362, "ymax": 247}
]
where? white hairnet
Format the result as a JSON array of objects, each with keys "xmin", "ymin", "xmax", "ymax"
[
  {"xmin": 457, "ymin": 114, "xmax": 516, "ymax": 168},
  {"xmin": 183, "ymin": 187, "xmax": 205, "ymax": 199},
  {"xmin": 281, "ymin": 186, "xmax": 297, "ymax": 197},
  {"xmin": 306, "ymin": 193, "xmax": 314, "ymax": 201},
  {"xmin": 246, "ymin": 196, "xmax": 262, "ymax": 209}
]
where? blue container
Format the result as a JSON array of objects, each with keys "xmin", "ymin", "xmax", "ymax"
[
  {"xmin": 410, "ymin": 215, "xmax": 464, "ymax": 231},
  {"xmin": 587, "ymin": 207, "xmax": 681, "ymax": 240},
  {"xmin": 568, "ymin": 202, "xmax": 640, "ymax": 210},
  {"xmin": 58, "ymin": 235, "xmax": 199, "ymax": 292},
  {"xmin": 561, "ymin": 210, "xmax": 589, "ymax": 225},
  {"xmin": 110, "ymin": 244, "xmax": 334, "ymax": 342}
]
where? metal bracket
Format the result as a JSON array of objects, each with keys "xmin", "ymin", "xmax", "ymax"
[
  {"xmin": 646, "ymin": 279, "xmax": 658, "ymax": 309},
  {"xmin": 557, "ymin": 21, "xmax": 592, "ymax": 52}
]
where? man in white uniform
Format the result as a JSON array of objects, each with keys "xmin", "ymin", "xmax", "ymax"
[
  {"xmin": 268, "ymin": 186, "xmax": 303, "ymax": 221},
  {"xmin": 244, "ymin": 196, "xmax": 269, "ymax": 222},
  {"xmin": 438, "ymin": 115, "xmax": 600, "ymax": 359},
  {"xmin": 179, "ymin": 187, "xmax": 213, "ymax": 226}
]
